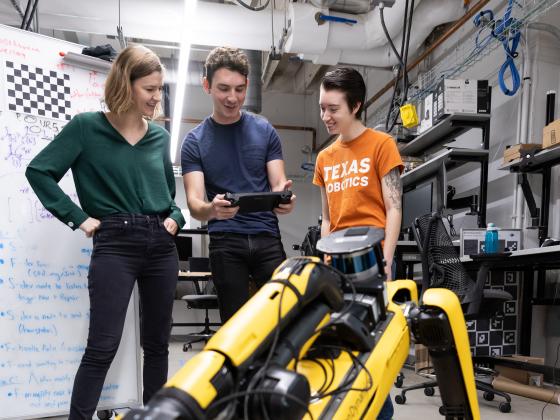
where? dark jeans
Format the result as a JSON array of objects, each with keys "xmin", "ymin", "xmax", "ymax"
[
  {"xmin": 209, "ymin": 232, "xmax": 286, "ymax": 322},
  {"xmin": 69, "ymin": 214, "xmax": 178, "ymax": 420}
]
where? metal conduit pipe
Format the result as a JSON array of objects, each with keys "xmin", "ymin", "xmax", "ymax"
[
  {"xmin": 514, "ymin": 29, "xmax": 533, "ymax": 229},
  {"xmin": 157, "ymin": 118, "xmax": 317, "ymax": 150},
  {"xmin": 243, "ymin": 49, "xmax": 263, "ymax": 114}
]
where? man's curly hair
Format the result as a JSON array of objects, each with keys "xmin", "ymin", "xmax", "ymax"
[{"xmin": 204, "ymin": 47, "xmax": 249, "ymax": 86}]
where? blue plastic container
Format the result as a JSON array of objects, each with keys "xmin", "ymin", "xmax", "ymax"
[{"xmin": 484, "ymin": 223, "xmax": 499, "ymax": 253}]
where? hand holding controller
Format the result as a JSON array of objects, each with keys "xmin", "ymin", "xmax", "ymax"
[{"xmin": 223, "ymin": 191, "xmax": 294, "ymax": 213}]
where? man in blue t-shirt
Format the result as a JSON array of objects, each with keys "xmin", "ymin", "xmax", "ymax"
[{"xmin": 181, "ymin": 47, "xmax": 296, "ymax": 322}]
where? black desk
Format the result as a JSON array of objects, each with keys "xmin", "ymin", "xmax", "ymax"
[
  {"xmin": 461, "ymin": 245, "xmax": 560, "ymax": 382},
  {"xmin": 395, "ymin": 240, "xmax": 460, "ymax": 281}
]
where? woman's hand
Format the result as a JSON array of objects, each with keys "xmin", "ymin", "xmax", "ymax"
[
  {"xmin": 164, "ymin": 218, "xmax": 179, "ymax": 235},
  {"xmin": 79, "ymin": 217, "xmax": 101, "ymax": 238}
]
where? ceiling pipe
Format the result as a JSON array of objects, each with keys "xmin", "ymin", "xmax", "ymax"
[
  {"xmin": 299, "ymin": 0, "xmax": 463, "ymax": 66},
  {"xmin": 284, "ymin": 1, "xmax": 411, "ymax": 56},
  {"xmin": 157, "ymin": 117, "xmax": 317, "ymax": 150},
  {"xmin": 243, "ymin": 49, "xmax": 263, "ymax": 114},
  {"xmin": 27, "ymin": 0, "xmax": 454, "ymax": 68}
]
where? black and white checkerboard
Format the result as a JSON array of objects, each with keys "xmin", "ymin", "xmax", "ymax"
[
  {"xmin": 468, "ymin": 270, "xmax": 519, "ymax": 357},
  {"xmin": 5, "ymin": 60, "xmax": 72, "ymax": 121}
]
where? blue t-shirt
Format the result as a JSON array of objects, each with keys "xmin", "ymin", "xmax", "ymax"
[{"xmin": 181, "ymin": 112, "xmax": 283, "ymax": 235}]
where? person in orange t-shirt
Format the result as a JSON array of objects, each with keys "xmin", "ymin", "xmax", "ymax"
[
  {"xmin": 313, "ymin": 67, "xmax": 403, "ymax": 420},
  {"xmin": 313, "ymin": 67, "xmax": 403, "ymax": 281}
]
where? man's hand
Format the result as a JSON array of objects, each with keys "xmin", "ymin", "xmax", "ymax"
[
  {"xmin": 79, "ymin": 217, "xmax": 100, "ymax": 238},
  {"xmin": 164, "ymin": 218, "xmax": 178, "ymax": 235},
  {"xmin": 274, "ymin": 179, "xmax": 296, "ymax": 215},
  {"xmin": 211, "ymin": 194, "xmax": 239, "ymax": 220}
]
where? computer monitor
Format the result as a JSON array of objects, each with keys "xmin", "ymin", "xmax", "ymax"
[{"xmin": 402, "ymin": 183, "xmax": 433, "ymax": 233}]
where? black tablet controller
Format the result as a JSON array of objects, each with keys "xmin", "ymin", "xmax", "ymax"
[{"xmin": 224, "ymin": 191, "xmax": 293, "ymax": 213}]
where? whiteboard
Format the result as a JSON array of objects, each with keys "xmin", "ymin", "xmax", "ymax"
[{"xmin": 0, "ymin": 24, "xmax": 142, "ymax": 419}]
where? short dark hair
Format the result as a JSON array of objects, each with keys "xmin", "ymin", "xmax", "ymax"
[
  {"xmin": 321, "ymin": 67, "xmax": 366, "ymax": 119},
  {"xmin": 205, "ymin": 47, "xmax": 249, "ymax": 86}
]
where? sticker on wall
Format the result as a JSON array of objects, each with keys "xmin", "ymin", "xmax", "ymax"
[
  {"xmin": 5, "ymin": 60, "xmax": 71, "ymax": 121},
  {"xmin": 490, "ymin": 346, "xmax": 502, "ymax": 356},
  {"xmin": 505, "ymin": 271, "xmax": 517, "ymax": 285},
  {"xmin": 477, "ymin": 331, "xmax": 489, "ymax": 346},
  {"xmin": 504, "ymin": 301, "xmax": 517, "ymax": 316},
  {"xmin": 504, "ymin": 331, "xmax": 516, "ymax": 345},
  {"xmin": 491, "ymin": 318, "xmax": 503, "ymax": 330}
]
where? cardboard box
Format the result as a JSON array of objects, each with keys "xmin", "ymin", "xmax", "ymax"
[
  {"xmin": 418, "ymin": 93, "xmax": 434, "ymax": 134},
  {"xmin": 434, "ymin": 79, "xmax": 491, "ymax": 121},
  {"xmin": 414, "ymin": 343, "xmax": 433, "ymax": 374},
  {"xmin": 503, "ymin": 143, "xmax": 542, "ymax": 164},
  {"xmin": 495, "ymin": 355, "xmax": 544, "ymax": 386},
  {"xmin": 542, "ymin": 119, "xmax": 560, "ymax": 149},
  {"xmin": 460, "ymin": 228, "xmax": 523, "ymax": 256}
]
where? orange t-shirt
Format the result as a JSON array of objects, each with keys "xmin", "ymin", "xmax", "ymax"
[{"xmin": 313, "ymin": 128, "xmax": 403, "ymax": 233}]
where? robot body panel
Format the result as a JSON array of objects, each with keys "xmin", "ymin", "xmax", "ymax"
[{"xmin": 121, "ymin": 228, "xmax": 480, "ymax": 420}]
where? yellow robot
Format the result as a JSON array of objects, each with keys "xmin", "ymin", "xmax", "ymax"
[{"xmin": 121, "ymin": 226, "xmax": 479, "ymax": 419}]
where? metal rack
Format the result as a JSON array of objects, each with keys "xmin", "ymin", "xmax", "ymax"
[
  {"xmin": 499, "ymin": 145, "xmax": 560, "ymax": 245},
  {"xmin": 369, "ymin": 0, "xmax": 560, "ymax": 128},
  {"xmin": 400, "ymin": 113, "xmax": 491, "ymax": 156},
  {"xmin": 400, "ymin": 113, "xmax": 491, "ymax": 227}
]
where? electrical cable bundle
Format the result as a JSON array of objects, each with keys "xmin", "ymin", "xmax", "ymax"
[
  {"xmin": 380, "ymin": 0, "xmax": 415, "ymax": 133},
  {"xmin": 205, "ymin": 263, "xmax": 312, "ymax": 420},
  {"xmin": 20, "ymin": 0, "xmax": 39, "ymax": 31},
  {"xmin": 473, "ymin": 0, "xmax": 521, "ymax": 96}
]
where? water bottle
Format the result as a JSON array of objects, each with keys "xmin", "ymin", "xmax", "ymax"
[{"xmin": 484, "ymin": 223, "xmax": 499, "ymax": 253}]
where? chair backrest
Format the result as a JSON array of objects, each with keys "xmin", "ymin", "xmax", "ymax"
[
  {"xmin": 413, "ymin": 213, "xmax": 475, "ymax": 299},
  {"xmin": 300, "ymin": 225, "xmax": 321, "ymax": 256}
]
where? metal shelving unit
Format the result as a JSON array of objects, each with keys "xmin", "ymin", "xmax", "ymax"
[
  {"xmin": 402, "ymin": 148, "xmax": 489, "ymax": 188},
  {"xmin": 400, "ymin": 113, "xmax": 491, "ymax": 156},
  {"xmin": 499, "ymin": 145, "xmax": 560, "ymax": 172},
  {"xmin": 500, "ymin": 145, "xmax": 560, "ymax": 246},
  {"xmin": 400, "ymin": 113, "xmax": 491, "ymax": 227}
]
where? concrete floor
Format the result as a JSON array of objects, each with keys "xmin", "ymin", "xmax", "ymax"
[
  {"xmin": 391, "ymin": 369, "xmax": 560, "ymax": 420},
  {"xmin": 45, "ymin": 340, "xmax": 560, "ymax": 419}
]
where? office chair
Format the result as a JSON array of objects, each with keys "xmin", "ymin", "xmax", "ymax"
[
  {"xmin": 180, "ymin": 257, "xmax": 220, "ymax": 352},
  {"xmin": 293, "ymin": 217, "xmax": 322, "ymax": 256},
  {"xmin": 395, "ymin": 212, "xmax": 513, "ymax": 413}
]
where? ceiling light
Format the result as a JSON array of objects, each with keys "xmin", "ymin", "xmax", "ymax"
[{"xmin": 170, "ymin": 0, "xmax": 198, "ymax": 161}]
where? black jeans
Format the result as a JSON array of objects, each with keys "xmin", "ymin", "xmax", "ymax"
[
  {"xmin": 69, "ymin": 214, "xmax": 178, "ymax": 420},
  {"xmin": 209, "ymin": 232, "xmax": 286, "ymax": 322}
]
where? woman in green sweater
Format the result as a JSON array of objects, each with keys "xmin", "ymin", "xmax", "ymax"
[{"xmin": 25, "ymin": 45, "xmax": 185, "ymax": 419}]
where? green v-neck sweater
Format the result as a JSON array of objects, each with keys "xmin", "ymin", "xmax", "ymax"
[{"xmin": 25, "ymin": 111, "xmax": 185, "ymax": 230}]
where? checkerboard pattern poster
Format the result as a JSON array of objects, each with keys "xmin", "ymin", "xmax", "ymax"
[{"xmin": 5, "ymin": 60, "xmax": 72, "ymax": 121}]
